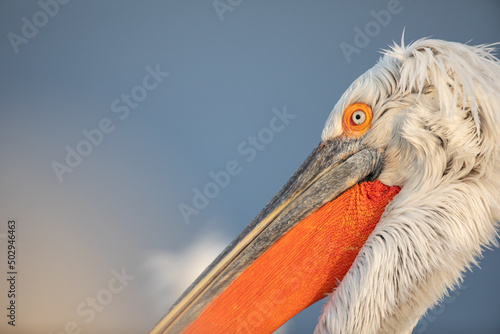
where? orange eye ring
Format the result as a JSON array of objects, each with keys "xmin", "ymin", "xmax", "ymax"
[{"xmin": 342, "ymin": 103, "xmax": 373, "ymax": 138}]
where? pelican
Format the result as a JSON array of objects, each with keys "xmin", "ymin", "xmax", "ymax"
[{"xmin": 151, "ymin": 38, "xmax": 500, "ymax": 334}]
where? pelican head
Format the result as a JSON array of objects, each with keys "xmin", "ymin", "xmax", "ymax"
[{"xmin": 152, "ymin": 38, "xmax": 500, "ymax": 334}]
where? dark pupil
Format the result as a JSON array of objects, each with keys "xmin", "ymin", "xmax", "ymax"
[{"xmin": 355, "ymin": 114, "xmax": 361, "ymax": 120}]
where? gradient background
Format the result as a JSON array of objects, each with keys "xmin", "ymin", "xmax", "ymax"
[{"xmin": 1, "ymin": 1, "xmax": 500, "ymax": 333}]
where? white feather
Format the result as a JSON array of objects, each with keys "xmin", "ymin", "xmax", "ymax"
[{"xmin": 316, "ymin": 38, "xmax": 500, "ymax": 334}]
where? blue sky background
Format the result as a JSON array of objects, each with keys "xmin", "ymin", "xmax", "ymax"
[{"xmin": 1, "ymin": 1, "xmax": 500, "ymax": 333}]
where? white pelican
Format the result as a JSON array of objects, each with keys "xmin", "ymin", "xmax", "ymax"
[{"xmin": 151, "ymin": 38, "xmax": 500, "ymax": 334}]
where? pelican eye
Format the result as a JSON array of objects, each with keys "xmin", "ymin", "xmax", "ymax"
[
  {"xmin": 342, "ymin": 103, "xmax": 373, "ymax": 138},
  {"xmin": 351, "ymin": 110, "xmax": 366, "ymax": 125}
]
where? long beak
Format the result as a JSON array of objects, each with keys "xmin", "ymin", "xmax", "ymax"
[{"xmin": 151, "ymin": 139, "xmax": 400, "ymax": 334}]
